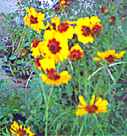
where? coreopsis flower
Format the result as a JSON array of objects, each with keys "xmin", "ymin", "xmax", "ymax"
[
  {"xmin": 76, "ymin": 95, "xmax": 108, "ymax": 116},
  {"xmin": 31, "ymin": 39, "xmax": 42, "ymax": 58},
  {"xmin": 93, "ymin": 50, "xmax": 126, "ymax": 63},
  {"xmin": 48, "ymin": 16, "xmax": 74, "ymax": 40},
  {"xmin": 69, "ymin": 44, "xmax": 84, "ymax": 61},
  {"xmin": 41, "ymin": 69, "xmax": 71, "ymax": 86},
  {"xmin": 24, "ymin": 7, "xmax": 45, "ymax": 33},
  {"xmin": 40, "ymin": 31, "xmax": 69, "ymax": 63},
  {"xmin": 10, "ymin": 121, "xmax": 35, "ymax": 136},
  {"xmin": 75, "ymin": 17, "xmax": 94, "ymax": 44},
  {"xmin": 90, "ymin": 16, "xmax": 103, "ymax": 36}
]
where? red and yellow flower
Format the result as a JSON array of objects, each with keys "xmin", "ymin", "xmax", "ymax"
[
  {"xmin": 69, "ymin": 44, "xmax": 84, "ymax": 61},
  {"xmin": 93, "ymin": 50, "xmax": 126, "ymax": 63},
  {"xmin": 46, "ymin": 16, "xmax": 74, "ymax": 40},
  {"xmin": 10, "ymin": 121, "xmax": 35, "ymax": 136},
  {"xmin": 41, "ymin": 69, "xmax": 71, "ymax": 86},
  {"xmin": 40, "ymin": 31, "xmax": 69, "ymax": 63},
  {"xmin": 24, "ymin": 7, "xmax": 45, "ymax": 33},
  {"xmin": 75, "ymin": 17, "xmax": 94, "ymax": 44},
  {"xmin": 34, "ymin": 58, "xmax": 56, "ymax": 71},
  {"xmin": 31, "ymin": 39, "xmax": 42, "ymax": 58},
  {"xmin": 90, "ymin": 16, "xmax": 103, "ymax": 36},
  {"xmin": 76, "ymin": 95, "xmax": 108, "ymax": 116}
]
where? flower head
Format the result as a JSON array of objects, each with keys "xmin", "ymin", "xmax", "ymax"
[
  {"xmin": 90, "ymin": 16, "xmax": 103, "ymax": 36},
  {"xmin": 93, "ymin": 50, "xmax": 126, "ymax": 63},
  {"xmin": 24, "ymin": 7, "xmax": 45, "ymax": 33},
  {"xmin": 69, "ymin": 44, "xmax": 84, "ymax": 61},
  {"xmin": 31, "ymin": 39, "xmax": 42, "ymax": 58},
  {"xmin": 48, "ymin": 16, "xmax": 74, "ymax": 40},
  {"xmin": 76, "ymin": 95, "xmax": 108, "ymax": 116},
  {"xmin": 10, "ymin": 121, "xmax": 35, "ymax": 136},
  {"xmin": 41, "ymin": 69, "xmax": 71, "ymax": 86},
  {"xmin": 40, "ymin": 31, "xmax": 69, "ymax": 63},
  {"xmin": 75, "ymin": 17, "xmax": 94, "ymax": 44}
]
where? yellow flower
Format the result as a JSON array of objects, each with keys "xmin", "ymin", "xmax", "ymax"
[
  {"xmin": 89, "ymin": 16, "xmax": 101, "ymax": 27},
  {"xmin": 24, "ymin": 7, "xmax": 45, "ymax": 33},
  {"xmin": 10, "ymin": 121, "xmax": 35, "ymax": 136},
  {"xmin": 93, "ymin": 50, "xmax": 126, "ymax": 63},
  {"xmin": 39, "ymin": 58, "xmax": 56, "ymax": 72},
  {"xmin": 90, "ymin": 16, "xmax": 103, "ymax": 36},
  {"xmin": 31, "ymin": 39, "xmax": 42, "ymax": 58},
  {"xmin": 41, "ymin": 69, "xmax": 71, "ymax": 86},
  {"xmin": 69, "ymin": 43, "xmax": 84, "ymax": 61},
  {"xmin": 56, "ymin": 20, "xmax": 74, "ymax": 40},
  {"xmin": 76, "ymin": 95, "xmax": 108, "ymax": 116},
  {"xmin": 47, "ymin": 16, "xmax": 74, "ymax": 40},
  {"xmin": 39, "ymin": 31, "xmax": 69, "ymax": 63},
  {"xmin": 75, "ymin": 17, "xmax": 94, "ymax": 44},
  {"xmin": 34, "ymin": 57, "xmax": 56, "ymax": 71}
]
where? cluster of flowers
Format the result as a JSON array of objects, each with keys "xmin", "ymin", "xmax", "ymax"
[
  {"xmin": 23, "ymin": 7, "xmax": 104, "ymax": 86},
  {"xmin": 23, "ymin": 6, "xmax": 126, "ymax": 118}
]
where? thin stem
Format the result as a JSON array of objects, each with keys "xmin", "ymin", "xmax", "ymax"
[
  {"xmin": 68, "ymin": 60, "xmax": 74, "ymax": 72},
  {"xmin": 78, "ymin": 121, "xmax": 84, "ymax": 136},
  {"xmin": 78, "ymin": 117, "xmax": 87, "ymax": 136},
  {"xmin": 106, "ymin": 68, "xmax": 116, "ymax": 83},
  {"xmin": 88, "ymin": 61, "xmax": 127, "ymax": 80},
  {"xmin": 94, "ymin": 115, "xmax": 104, "ymax": 136},
  {"xmin": 88, "ymin": 66, "xmax": 104, "ymax": 80},
  {"xmin": 25, "ymin": 71, "xmax": 33, "ymax": 88},
  {"xmin": 39, "ymin": 79, "xmax": 48, "ymax": 136}
]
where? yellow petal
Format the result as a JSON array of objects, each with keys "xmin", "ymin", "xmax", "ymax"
[
  {"xmin": 90, "ymin": 95, "xmax": 96, "ymax": 105},
  {"xmin": 79, "ymin": 96, "xmax": 86, "ymax": 106}
]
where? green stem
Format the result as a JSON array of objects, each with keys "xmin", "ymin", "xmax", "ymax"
[
  {"xmin": 39, "ymin": 80, "xmax": 48, "ymax": 136},
  {"xmin": 106, "ymin": 68, "xmax": 116, "ymax": 83},
  {"xmin": 94, "ymin": 115, "xmax": 104, "ymax": 136},
  {"xmin": 78, "ymin": 117, "xmax": 87, "ymax": 136},
  {"xmin": 88, "ymin": 61, "xmax": 127, "ymax": 81}
]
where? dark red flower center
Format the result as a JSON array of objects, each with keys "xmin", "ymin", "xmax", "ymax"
[
  {"xmin": 17, "ymin": 128, "xmax": 27, "ymax": 136},
  {"xmin": 46, "ymin": 69, "xmax": 60, "ymax": 80},
  {"xmin": 58, "ymin": 22, "xmax": 69, "ymax": 33},
  {"xmin": 35, "ymin": 58, "xmax": 41, "ymax": 68},
  {"xmin": 48, "ymin": 38, "xmax": 61, "ymax": 54},
  {"xmin": 69, "ymin": 50, "xmax": 84, "ymax": 61},
  {"xmin": 30, "ymin": 15, "xmax": 38, "ymax": 24},
  {"xmin": 105, "ymin": 55, "xmax": 115, "ymax": 63},
  {"xmin": 81, "ymin": 26, "xmax": 91, "ymax": 36},
  {"xmin": 86, "ymin": 105, "xmax": 97, "ymax": 113},
  {"xmin": 32, "ymin": 39, "xmax": 40, "ymax": 48},
  {"xmin": 51, "ymin": 23, "xmax": 57, "ymax": 30},
  {"xmin": 92, "ymin": 24, "xmax": 102, "ymax": 36}
]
